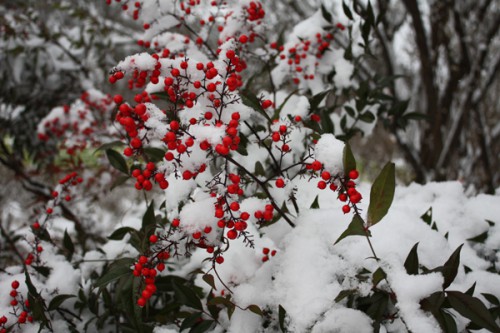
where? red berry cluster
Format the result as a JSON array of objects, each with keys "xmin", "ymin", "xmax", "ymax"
[
  {"xmin": 131, "ymin": 162, "xmax": 169, "ymax": 191},
  {"xmin": 261, "ymin": 247, "xmax": 277, "ymax": 262},
  {"xmin": 0, "ymin": 281, "xmax": 33, "ymax": 332},
  {"xmin": 272, "ymin": 31, "xmax": 336, "ymax": 85}
]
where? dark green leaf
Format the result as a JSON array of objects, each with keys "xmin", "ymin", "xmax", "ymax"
[
  {"xmin": 404, "ymin": 243, "xmax": 419, "ymax": 275},
  {"xmin": 366, "ymin": 1, "xmax": 375, "ymax": 26},
  {"xmin": 467, "ymin": 230, "xmax": 488, "ymax": 243},
  {"xmin": 359, "ymin": 111, "xmax": 375, "ymax": 123},
  {"xmin": 143, "ymin": 147, "xmax": 166, "ymax": 163},
  {"xmin": 279, "ymin": 304, "xmax": 287, "ymax": 333},
  {"xmin": 208, "ymin": 296, "xmax": 234, "ymax": 308},
  {"xmin": 447, "ymin": 291, "xmax": 500, "ymax": 333},
  {"xmin": 465, "ymin": 282, "xmax": 476, "ymax": 296},
  {"xmin": 63, "ymin": 229, "xmax": 74, "ymax": 260},
  {"xmin": 94, "ymin": 258, "xmax": 134, "ymax": 288},
  {"xmin": 367, "ymin": 162, "xmax": 395, "ymax": 226},
  {"xmin": 334, "ymin": 214, "xmax": 366, "ymax": 245},
  {"xmin": 106, "ymin": 149, "xmax": 129, "ymax": 174},
  {"xmin": 372, "ymin": 267, "xmax": 386, "ymax": 287},
  {"xmin": 321, "ymin": 4, "xmax": 332, "ymax": 23},
  {"xmin": 421, "ymin": 207, "xmax": 433, "ymax": 225},
  {"xmin": 173, "ymin": 281, "xmax": 203, "ymax": 310},
  {"xmin": 342, "ymin": 143, "xmax": 356, "ymax": 174},
  {"xmin": 310, "ymin": 195, "xmax": 320, "ymax": 209},
  {"xmin": 335, "ymin": 289, "xmax": 357, "ymax": 302},
  {"xmin": 342, "ymin": 1, "xmax": 354, "ymax": 20},
  {"xmin": 236, "ymin": 144, "xmax": 248, "ymax": 156},
  {"xmin": 180, "ymin": 312, "xmax": 202, "ymax": 331},
  {"xmin": 320, "ymin": 110, "xmax": 334, "ymax": 134},
  {"xmin": 202, "ymin": 274, "xmax": 216, "ymax": 290},
  {"xmin": 403, "ymin": 112, "xmax": 427, "ymax": 121},
  {"xmin": 441, "ymin": 244, "xmax": 463, "ymax": 290},
  {"xmin": 345, "ymin": 106, "xmax": 356, "ymax": 117},
  {"xmin": 246, "ymin": 304, "xmax": 263, "ymax": 316},
  {"xmin": 142, "ymin": 200, "xmax": 156, "ymax": 230},
  {"xmin": 481, "ymin": 293, "xmax": 500, "ymax": 306},
  {"xmin": 110, "ymin": 175, "xmax": 130, "ymax": 191},
  {"xmin": 189, "ymin": 320, "xmax": 215, "ymax": 333},
  {"xmin": 48, "ymin": 294, "xmax": 75, "ymax": 311},
  {"xmin": 309, "ymin": 90, "xmax": 331, "ymax": 111},
  {"xmin": 108, "ymin": 227, "xmax": 137, "ymax": 240},
  {"xmin": 241, "ymin": 90, "xmax": 272, "ymax": 122},
  {"xmin": 254, "ymin": 161, "xmax": 265, "ymax": 176},
  {"xmin": 32, "ymin": 265, "xmax": 52, "ymax": 277},
  {"xmin": 94, "ymin": 140, "xmax": 125, "ymax": 154}
]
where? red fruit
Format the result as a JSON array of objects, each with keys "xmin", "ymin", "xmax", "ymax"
[
  {"xmin": 227, "ymin": 229, "xmax": 237, "ymax": 239},
  {"xmin": 321, "ymin": 171, "xmax": 331, "ymax": 180},
  {"xmin": 139, "ymin": 256, "xmax": 148, "ymax": 264},
  {"xmin": 262, "ymin": 247, "xmax": 270, "ymax": 255},
  {"xmin": 157, "ymin": 262, "xmax": 165, "ymax": 272},
  {"xmin": 172, "ymin": 219, "xmax": 180, "ymax": 227},
  {"xmin": 130, "ymin": 137, "xmax": 142, "ymax": 148},
  {"xmin": 317, "ymin": 180, "xmax": 327, "ymax": 189},
  {"xmin": 207, "ymin": 83, "xmax": 216, "ymax": 92},
  {"xmin": 113, "ymin": 95, "xmax": 123, "ymax": 104},
  {"xmin": 137, "ymin": 297, "xmax": 147, "ymax": 307},
  {"xmin": 348, "ymin": 170, "xmax": 359, "ymax": 180},
  {"xmin": 229, "ymin": 202, "xmax": 240, "ymax": 211},
  {"xmin": 275, "ymin": 178, "xmax": 285, "ymax": 188},
  {"xmin": 124, "ymin": 147, "xmax": 134, "ymax": 156},
  {"xmin": 261, "ymin": 99, "xmax": 273, "ymax": 109},
  {"xmin": 192, "ymin": 231, "xmax": 201, "ymax": 239},
  {"xmin": 171, "ymin": 68, "xmax": 180, "ymax": 77},
  {"xmin": 215, "ymin": 256, "xmax": 224, "ymax": 264},
  {"xmin": 342, "ymin": 205, "xmax": 351, "ymax": 214},
  {"xmin": 338, "ymin": 193, "xmax": 347, "ymax": 202},
  {"xmin": 239, "ymin": 34, "xmax": 248, "ymax": 43},
  {"xmin": 11, "ymin": 280, "xmax": 20, "ymax": 289},
  {"xmin": 149, "ymin": 235, "xmax": 158, "ymax": 243}
]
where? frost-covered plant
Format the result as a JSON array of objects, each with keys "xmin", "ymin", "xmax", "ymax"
[{"xmin": 1, "ymin": 1, "xmax": 500, "ymax": 333}]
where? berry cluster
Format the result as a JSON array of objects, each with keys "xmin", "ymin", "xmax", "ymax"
[
  {"xmin": 261, "ymin": 247, "xmax": 277, "ymax": 262},
  {"xmin": 0, "ymin": 281, "xmax": 33, "ymax": 332}
]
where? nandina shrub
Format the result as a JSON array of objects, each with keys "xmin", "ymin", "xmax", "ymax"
[{"xmin": 1, "ymin": 1, "xmax": 499, "ymax": 333}]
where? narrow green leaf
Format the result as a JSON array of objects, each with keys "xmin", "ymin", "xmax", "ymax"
[
  {"xmin": 344, "ymin": 106, "xmax": 356, "ymax": 117},
  {"xmin": 447, "ymin": 291, "xmax": 500, "ymax": 333},
  {"xmin": 278, "ymin": 304, "xmax": 287, "ymax": 333},
  {"xmin": 359, "ymin": 111, "xmax": 375, "ymax": 123},
  {"xmin": 481, "ymin": 293, "xmax": 500, "ymax": 306},
  {"xmin": 48, "ymin": 294, "xmax": 75, "ymax": 311},
  {"xmin": 467, "ymin": 230, "xmax": 488, "ymax": 243},
  {"xmin": 310, "ymin": 195, "xmax": 320, "ymax": 209},
  {"xmin": 180, "ymin": 312, "xmax": 202, "ymax": 331},
  {"xmin": 108, "ymin": 227, "xmax": 137, "ymax": 240},
  {"xmin": 240, "ymin": 90, "xmax": 272, "ymax": 122},
  {"xmin": 420, "ymin": 207, "xmax": 433, "ymax": 225},
  {"xmin": 189, "ymin": 320, "xmax": 215, "ymax": 333},
  {"xmin": 94, "ymin": 265, "xmax": 132, "ymax": 288},
  {"xmin": 106, "ymin": 149, "xmax": 129, "ymax": 174},
  {"xmin": 335, "ymin": 289, "xmax": 357, "ymax": 303},
  {"xmin": 143, "ymin": 147, "xmax": 166, "ymax": 163},
  {"xmin": 441, "ymin": 244, "xmax": 463, "ymax": 290},
  {"xmin": 32, "ymin": 265, "xmax": 51, "ymax": 277},
  {"xmin": 309, "ymin": 90, "xmax": 331, "ymax": 111},
  {"xmin": 208, "ymin": 296, "xmax": 234, "ymax": 308},
  {"xmin": 254, "ymin": 161, "xmax": 265, "ymax": 176},
  {"xmin": 404, "ymin": 243, "xmax": 419, "ymax": 275},
  {"xmin": 63, "ymin": 229, "xmax": 74, "ymax": 260},
  {"xmin": 110, "ymin": 175, "xmax": 130, "ymax": 191},
  {"xmin": 334, "ymin": 214, "xmax": 366, "ymax": 245},
  {"xmin": 142, "ymin": 200, "xmax": 156, "ymax": 230},
  {"xmin": 342, "ymin": 1, "xmax": 354, "ymax": 20},
  {"xmin": 202, "ymin": 274, "xmax": 217, "ymax": 290},
  {"xmin": 367, "ymin": 162, "xmax": 395, "ymax": 226},
  {"xmin": 465, "ymin": 282, "xmax": 476, "ymax": 296},
  {"xmin": 342, "ymin": 143, "xmax": 356, "ymax": 174},
  {"xmin": 321, "ymin": 4, "xmax": 333, "ymax": 23}
]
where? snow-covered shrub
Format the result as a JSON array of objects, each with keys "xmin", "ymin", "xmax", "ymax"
[{"xmin": 0, "ymin": 1, "xmax": 499, "ymax": 333}]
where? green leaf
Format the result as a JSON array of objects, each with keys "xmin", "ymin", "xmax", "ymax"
[
  {"xmin": 108, "ymin": 227, "xmax": 137, "ymax": 240},
  {"xmin": 404, "ymin": 243, "xmax": 419, "ymax": 275},
  {"xmin": 110, "ymin": 175, "xmax": 130, "ymax": 191},
  {"xmin": 208, "ymin": 296, "xmax": 234, "ymax": 308},
  {"xmin": 48, "ymin": 294, "xmax": 75, "ymax": 311},
  {"xmin": 180, "ymin": 312, "xmax": 202, "ymax": 331},
  {"xmin": 441, "ymin": 244, "xmax": 463, "ymax": 290},
  {"xmin": 94, "ymin": 258, "xmax": 134, "ymax": 288},
  {"xmin": 334, "ymin": 214, "xmax": 366, "ymax": 245},
  {"xmin": 342, "ymin": 1, "xmax": 354, "ymax": 20},
  {"xmin": 481, "ymin": 293, "xmax": 500, "ymax": 306},
  {"xmin": 241, "ymin": 90, "xmax": 272, "ymax": 122},
  {"xmin": 32, "ymin": 265, "xmax": 52, "ymax": 277},
  {"xmin": 278, "ymin": 304, "xmax": 287, "ymax": 333},
  {"xmin": 173, "ymin": 280, "xmax": 203, "ymax": 310},
  {"xmin": 142, "ymin": 200, "xmax": 156, "ymax": 230},
  {"xmin": 320, "ymin": 110, "xmax": 334, "ymax": 134},
  {"xmin": 321, "ymin": 4, "xmax": 332, "ymax": 23},
  {"xmin": 254, "ymin": 161, "xmax": 265, "ymax": 177},
  {"xmin": 335, "ymin": 289, "xmax": 357, "ymax": 303},
  {"xmin": 106, "ymin": 149, "xmax": 129, "ymax": 174},
  {"xmin": 63, "ymin": 229, "xmax": 74, "ymax": 260},
  {"xmin": 309, "ymin": 90, "xmax": 331, "ymax": 111},
  {"xmin": 359, "ymin": 111, "xmax": 375, "ymax": 123},
  {"xmin": 342, "ymin": 143, "xmax": 356, "ymax": 174},
  {"xmin": 447, "ymin": 291, "xmax": 500, "ymax": 333},
  {"xmin": 367, "ymin": 162, "xmax": 395, "ymax": 226},
  {"xmin": 143, "ymin": 147, "xmax": 166, "ymax": 163},
  {"xmin": 94, "ymin": 140, "xmax": 125, "ymax": 154},
  {"xmin": 421, "ymin": 207, "xmax": 433, "ymax": 225},
  {"xmin": 246, "ymin": 304, "xmax": 263, "ymax": 317},
  {"xmin": 202, "ymin": 274, "xmax": 216, "ymax": 290},
  {"xmin": 344, "ymin": 106, "xmax": 356, "ymax": 117},
  {"xmin": 372, "ymin": 267, "xmax": 386, "ymax": 287},
  {"xmin": 467, "ymin": 230, "xmax": 488, "ymax": 243},
  {"xmin": 189, "ymin": 320, "xmax": 215, "ymax": 333},
  {"xmin": 310, "ymin": 195, "xmax": 320, "ymax": 209}
]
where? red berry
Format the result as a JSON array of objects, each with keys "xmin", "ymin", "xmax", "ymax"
[
  {"xmin": 275, "ymin": 178, "xmax": 285, "ymax": 188},
  {"xmin": 227, "ymin": 229, "xmax": 237, "ymax": 239},
  {"xmin": 172, "ymin": 219, "xmax": 180, "ymax": 227},
  {"xmin": 216, "ymin": 256, "xmax": 224, "ymax": 264},
  {"xmin": 137, "ymin": 297, "xmax": 147, "ymax": 307},
  {"xmin": 317, "ymin": 180, "xmax": 327, "ymax": 189},
  {"xmin": 261, "ymin": 99, "xmax": 273, "ymax": 109},
  {"xmin": 348, "ymin": 170, "xmax": 359, "ymax": 180},
  {"xmin": 149, "ymin": 235, "xmax": 158, "ymax": 243},
  {"xmin": 11, "ymin": 280, "xmax": 20, "ymax": 289},
  {"xmin": 342, "ymin": 205, "xmax": 351, "ymax": 214}
]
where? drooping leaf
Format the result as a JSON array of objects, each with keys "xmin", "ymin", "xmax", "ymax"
[
  {"xmin": 342, "ymin": 143, "xmax": 356, "ymax": 174},
  {"xmin": 309, "ymin": 89, "xmax": 331, "ymax": 111},
  {"xmin": 334, "ymin": 214, "xmax": 366, "ymax": 245},
  {"xmin": 359, "ymin": 111, "xmax": 375, "ymax": 123},
  {"xmin": 465, "ymin": 282, "xmax": 476, "ymax": 296},
  {"xmin": 143, "ymin": 147, "xmax": 166, "ymax": 163},
  {"xmin": 342, "ymin": 1, "xmax": 354, "ymax": 20},
  {"xmin": 481, "ymin": 293, "xmax": 500, "ymax": 306},
  {"xmin": 440, "ymin": 244, "xmax": 463, "ymax": 290},
  {"xmin": 467, "ymin": 230, "xmax": 488, "ymax": 243},
  {"xmin": 335, "ymin": 289, "xmax": 357, "ymax": 303},
  {"xmin": 367, "ymin": 162, "xmax": 395, "ymax": 226},
  {"xmin": 32, "ymin": 265, "xmax": 52, "ymax": 277},
  {"xmin": 48, "ymin": 294, "xmax": 75, "ymax": 311},
  {"xmin": 106, "ymin": 149, "xmax": 129, "ymax": 174},
  {"xmin": 404, "ymin": 243, "xmax": 419, "ymax": 275},
  {"xmin": 180, "ymin": 312, "xmax": 202, "ymax": 331},
  {"xmin": 246, "ymin": 304, "xmax": 263, "ymax": 316},
  {"xmin": 321, "ymin": 4, "xmax": 332, "ymax": 23},
  {"xmin": 94, "ymin": 258, "xmax": 134, "ymax": 288},
  {"xmin": 63, "ymin": 229, "xmax": 74, "ymax": 260},
  {"xmin": 447, "ymin": 291, "xmax": 500, "ymax": 333},
  {"xmin": 202, "ymin": 274, "xmax": 216, "ymax": 290},
  {"xmin": 172, "ymin": 280, "xmax": 203, "ymax": 311},
  {"xmin": 189, "ymin": 320, "xmax": 215, "ymax": 333}
]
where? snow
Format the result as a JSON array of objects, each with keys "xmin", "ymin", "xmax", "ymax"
[{"xmin": 314, "ymin": 134, "xmax": 345, "ymax": 175}]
